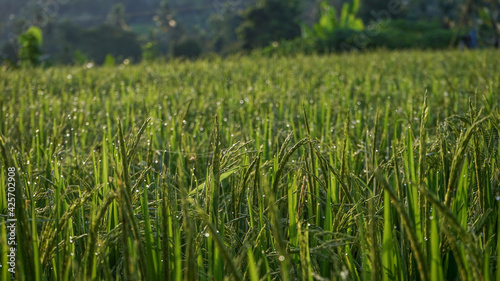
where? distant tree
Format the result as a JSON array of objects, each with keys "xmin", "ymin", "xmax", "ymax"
[
  {"xmin": 172, "ymin": 37, "xmax": 202, "ymax": 59},
  {"xmin": 447, "ymin": 0, "xmax": 500, "ymax": 47},
  {"xmin": 80, "ymin": 24, "xmax": 142, "ymax": 64},
  {"xmin": 358, "ymin": 0, "xmax": 407, "ymax": 22},
  {"xmin": 18, "ymin": 26, "xmax": 43, "ymax": 66},
  {"xmin": 151, "ymin": 0, "xmax": 185, "ymax": 55},
  {"xmin": 238, "ymin": 0, "xmax": 302, "ymax": 50},
  {"xmin": 208, "ymin": 11, "xmax": 243, "ymax": 54},
  {"xmin": 471, "ymin": 0, "xmax": 500, "ymax": 47},
  {"xmin": 107, "ymin": 3, "xmax": 129, "ymax": 30},
  {"xmin": 0, "ymin": 41, "xmax": 18, "ymax": 65},
  {"xmin": 42, "ymin": 20, "xmax": 85, "ymax": 64}
]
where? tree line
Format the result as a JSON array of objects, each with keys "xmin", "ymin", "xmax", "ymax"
[{"xmin": 1, "ymin": 0, "xmax": 499, "ymax": 67}]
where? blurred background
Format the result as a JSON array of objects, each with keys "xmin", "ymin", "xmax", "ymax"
[{"xmin": 1, "ymin": 0, "xmax": 499, "ymax": 66}]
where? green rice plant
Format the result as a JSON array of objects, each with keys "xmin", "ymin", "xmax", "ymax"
[{"xmin": 0, "ymin": 49, "xmax": 499, "ymax": 280}]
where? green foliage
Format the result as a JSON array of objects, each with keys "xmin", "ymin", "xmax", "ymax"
[
  {"xmin": 103, "ymin": 54, "xmax": 116, "ymax": 67},
  {"xmin": 79, "ymin": 24, "xmax": 142, "ymax": 64},
  {"xmin": 18, "ymin": 26, "xmax": 43, "ymax": 67},
  {"xmin": 142, "ymin": 41, "xmax": 160, "ymax": 61},
  {"xmin": 208, "ymin": 12, "xmax": 244, "ymax": 55},
  {"xmin": 367, "ymin": 20, "xmax": 456, "ymax": 49},
  {"xmin": 3, "ymin": 0, "xmax": 497, "ymax": 60},
  {"xmin": 358, "ymin": 0, "xmax": 405, "ymax": 22},
  {"xmin": 0, "ymin": 42, "xmax": 18, "ymax": 68},
  {"xmin": 171, "ymin": 37, "xmax": 202, "ymax": 59},
  {"xmin": 106, "ymin": 3, "xmax": 129, "ymax": 30},
  {"xmin": 39, "ymin": 22, "xmax": 142, "ymax": 65},
  {"xmin": 304, "ymin": 0, "xmax": 364, "ymax": 39},
  {"xmin": 264, "ymin": 19, "xmax": 457, "ymax": 55},
  {"xmin": 238, "ymin": 0, "xmax": 301, "ymax": 50},
  {"xmin": 73, "ymin": 50, "xmax": 88, "ymax": 65}
]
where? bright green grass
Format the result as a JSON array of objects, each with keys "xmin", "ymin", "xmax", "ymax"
[{"xmin": 0, "ymin": 50, "xmax": 500, "ymax": 280}]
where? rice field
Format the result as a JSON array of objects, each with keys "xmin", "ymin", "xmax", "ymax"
[{"xmin": 1, "ymin": 50, "xmax": 500, "ymax": 281}]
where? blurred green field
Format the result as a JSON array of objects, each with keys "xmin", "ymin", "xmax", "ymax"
[{"xmin": 1, "ymin": 50, "xmax": 500, "ymax": 281}]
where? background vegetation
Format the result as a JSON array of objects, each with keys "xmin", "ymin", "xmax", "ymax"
[
  {"xmin": 1, "ymin": 0, "xmax": 499, "ymax": 66},
  {"xmin": 1, "ymin": 50, "xmax": 500, "ymax": 280}
]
